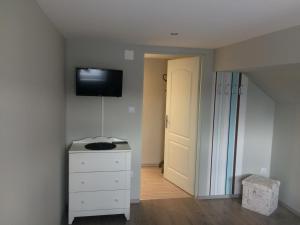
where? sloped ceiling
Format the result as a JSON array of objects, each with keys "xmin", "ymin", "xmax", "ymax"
[
  {"xmin": 36, "ymin": 0, "xmax": 300, "ymax": 48},
  {"xmin": 247, "ymin": 64, "xmax": 300, "ymax": 104}
]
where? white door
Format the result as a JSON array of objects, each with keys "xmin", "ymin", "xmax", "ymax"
[{"xmin": 164, "ymin": 57, "xmax": 200, "ymax": 195}]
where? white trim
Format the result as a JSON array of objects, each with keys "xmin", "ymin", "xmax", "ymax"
[
  {"xmin": 195, "ymin": 56, "xmax": 204, "ymax": 198},
  {"xmin": 279, "ymin": 201, "xmax": 300, "ymax": 217},
  {"xmin": 130, "ymin": 199, "xmax": 140, "ymax": 204},
  {"xmin": 197, "ymin": 194, "xmax": 240, "ymax": 200},
  {"xmin": 141, "ymin": 52, "xmax": 205, "ymax": 200}
]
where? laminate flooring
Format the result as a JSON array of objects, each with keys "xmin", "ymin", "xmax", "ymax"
[
  {"xmin": 69, "ymin": 198, "xmax": 300, "ymax": 225},
  {"xmin": 140, "ymin": 167, "xmax": 190, "ymax": 200}
]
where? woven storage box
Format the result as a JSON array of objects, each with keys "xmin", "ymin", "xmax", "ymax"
[{"xmin": 242, "ymin": 175, "xmax": 280, "ymax": 216}]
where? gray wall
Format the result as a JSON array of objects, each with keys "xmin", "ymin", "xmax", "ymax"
[
  {"xmin": 271, "ymin": 104, "xmax": 300, "ymax": 213},
  {"xmin": 248, "ymin": 64, "xmax": 300, "ymax": 214},
  {"xmin": 0, "ymin": 1, "xmax": 65, "ymax": 225},
  {"xmin": 242, "ymin": 79, "xmax": 274, "ymax": 177},
  {"xmin": 65, "ymin": 39, "xmax": 214, "ymax": 199},
  {"xmin": 215, "ymin": 25, "xmax": 300, "ymax": 71},
  {"xmin": 214, "ymin": 25, "xmax": 300, "ymax": 213},
  {"xmin": 247, "ymin": 68, "xmax": 300, "ymax": 212},
  {"xmin": 248, "ymin": 66, "xmax": 300, "ymax": 213},
  {"xmin": 247, "ymin": 64, "xmax": 300, "ymax": 104}
]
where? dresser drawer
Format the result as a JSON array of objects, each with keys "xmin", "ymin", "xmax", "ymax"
[
  {"xmin": 69, "ymin": 190, "xmax": 130, "ymax": 211},
  {"xmin": 69, "ymin": 171, "xmax": 130, "ymax": 192},
  {"xmin": 69, "ymin": 152, "xmax": 129, "ymax": 172}
]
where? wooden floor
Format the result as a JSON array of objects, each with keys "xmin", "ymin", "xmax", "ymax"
[
  {"xmin": 68, "ymin": 198, "xmax": 300, "ymax": 225},
  {"xmin": 140, "ymin": 167, "xmax": 190, "ymax": 200}
]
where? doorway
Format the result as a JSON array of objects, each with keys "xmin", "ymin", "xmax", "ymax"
[{"xmin": 141, "ymin": 53, "xmax": 201, "ymax": 200}]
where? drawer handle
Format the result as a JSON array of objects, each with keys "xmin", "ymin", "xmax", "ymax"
[
  {"xmin": 115, "ymin": 160, "xmax": 119, "ymax": 164},
  {"xmin": 81, "ymin": 200, "xmax": 85, "ymax": 204},
  {"xmin": 81, "ymin": 181, "xmax": 85, "ymax": 185},
  {"xmin": 114, "ymin": 199, "xmax": 119, "ymax": 202},
  {"xmin": 115, "ymin": 179, "xmax": 119, "ymax": 183},
  {"xmin": 81, "ymin": 161, "xmax": 85, "ymax": 165}
]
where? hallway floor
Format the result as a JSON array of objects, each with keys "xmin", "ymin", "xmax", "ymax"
[
  {"xmin": 68, "ymin": 198, "xmax": 300, "ymax": 225},
  {"xmin": 140, "ymin": 167, "xmax": 190, "ymax": 200}
]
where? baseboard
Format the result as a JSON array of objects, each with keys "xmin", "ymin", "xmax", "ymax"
[
  {"xmin": 141, "ymin": 164, "xmax": 159, "ymax": 167},
  {"xmin": 197, "ymin": 196, "xmax": 300, "ymax": 217},
  {"xmin": 279, "ymin": 201, "xmax": 300, "ymax": 217},
  {"xmin": 197, "ymin": 194, "xmax": 241, "ymax": 200},
  {"xmin": 61, "ymin": 215, "xmax": 67, "ymax": 225},
  {"xmin": 61, "ymin": 204, "xmax": 68, "ymax": 225},
  {"xmin": 130, "ymin": 198, "xmax": 140, "ymax": 204}
]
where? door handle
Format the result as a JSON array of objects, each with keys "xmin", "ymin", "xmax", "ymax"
[{"xmin": 165, "ymin": 115, "xmax": 168, "ymax": 128}]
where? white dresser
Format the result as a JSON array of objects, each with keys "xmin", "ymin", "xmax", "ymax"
[{"xmin": 68, "ymin": 137, "xmax": 131, "ymax": 224}]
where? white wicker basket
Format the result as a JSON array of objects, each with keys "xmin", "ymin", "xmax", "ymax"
[{"xmin": 242, "ymin": 175, "xmax": 280, "ymax": 216}]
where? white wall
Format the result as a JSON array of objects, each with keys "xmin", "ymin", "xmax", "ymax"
[
  {"xmin": 0, "ymin": 1, "xmax": 65, "ymax": 225},
  {"xmin": 271, "ymin": 104, "xmax": 300, "ymax": 213},
  {"xmin": 65, "ymin": 39, "xmax": 214, "ymax": 199},
  {"xmin": 142, "ymin": 59, "xmax": 167, "ymax": 165},
  {"xmin": 242, "ymin": 79, "xmax": 275, "ymax": 177}
]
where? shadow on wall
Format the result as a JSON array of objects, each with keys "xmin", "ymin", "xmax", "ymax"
[{"xmin": 234, "ymin": 174, "xmax": 252, "ymax": 195}]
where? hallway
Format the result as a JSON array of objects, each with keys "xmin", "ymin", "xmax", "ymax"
[{"xmin": 140, "ymin": 167, "xmax": 190, "ymax": 200}]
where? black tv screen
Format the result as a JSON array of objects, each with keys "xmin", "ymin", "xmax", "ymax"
[{"xmin": 76, "ymin": 68, "xmax": 123, "ymax": 97}]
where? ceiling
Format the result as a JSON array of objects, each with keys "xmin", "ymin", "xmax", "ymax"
[
  {"xmin": 247, "ymin": 64, "xmax": 300, "ymax": 104},
  {"xmin": 36, "ymin": 0, "xmax": 300, "ymax": 48}
]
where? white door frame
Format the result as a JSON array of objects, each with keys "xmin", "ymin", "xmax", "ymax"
[{"xmin": 141, "ymin": 52, "xmax": 204, "ymax": 198}]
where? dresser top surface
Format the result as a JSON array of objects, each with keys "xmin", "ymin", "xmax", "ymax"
[{"xmin": 69, "ymin": 136, "xmax": 131, "ymax": 153}]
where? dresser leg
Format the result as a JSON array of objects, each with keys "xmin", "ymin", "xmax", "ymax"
[
  {"xmin": 68, "ymin": 214, "xmax": 74, "ymax": 224},
  {"xmin": 125, "ymin": 209, "xmax": 130, "ymax": 221}
]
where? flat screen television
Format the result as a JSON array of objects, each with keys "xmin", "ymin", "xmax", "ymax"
[{"xmin": 76, "ymin": 68, "xmax": 123, "ymax": 97}]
